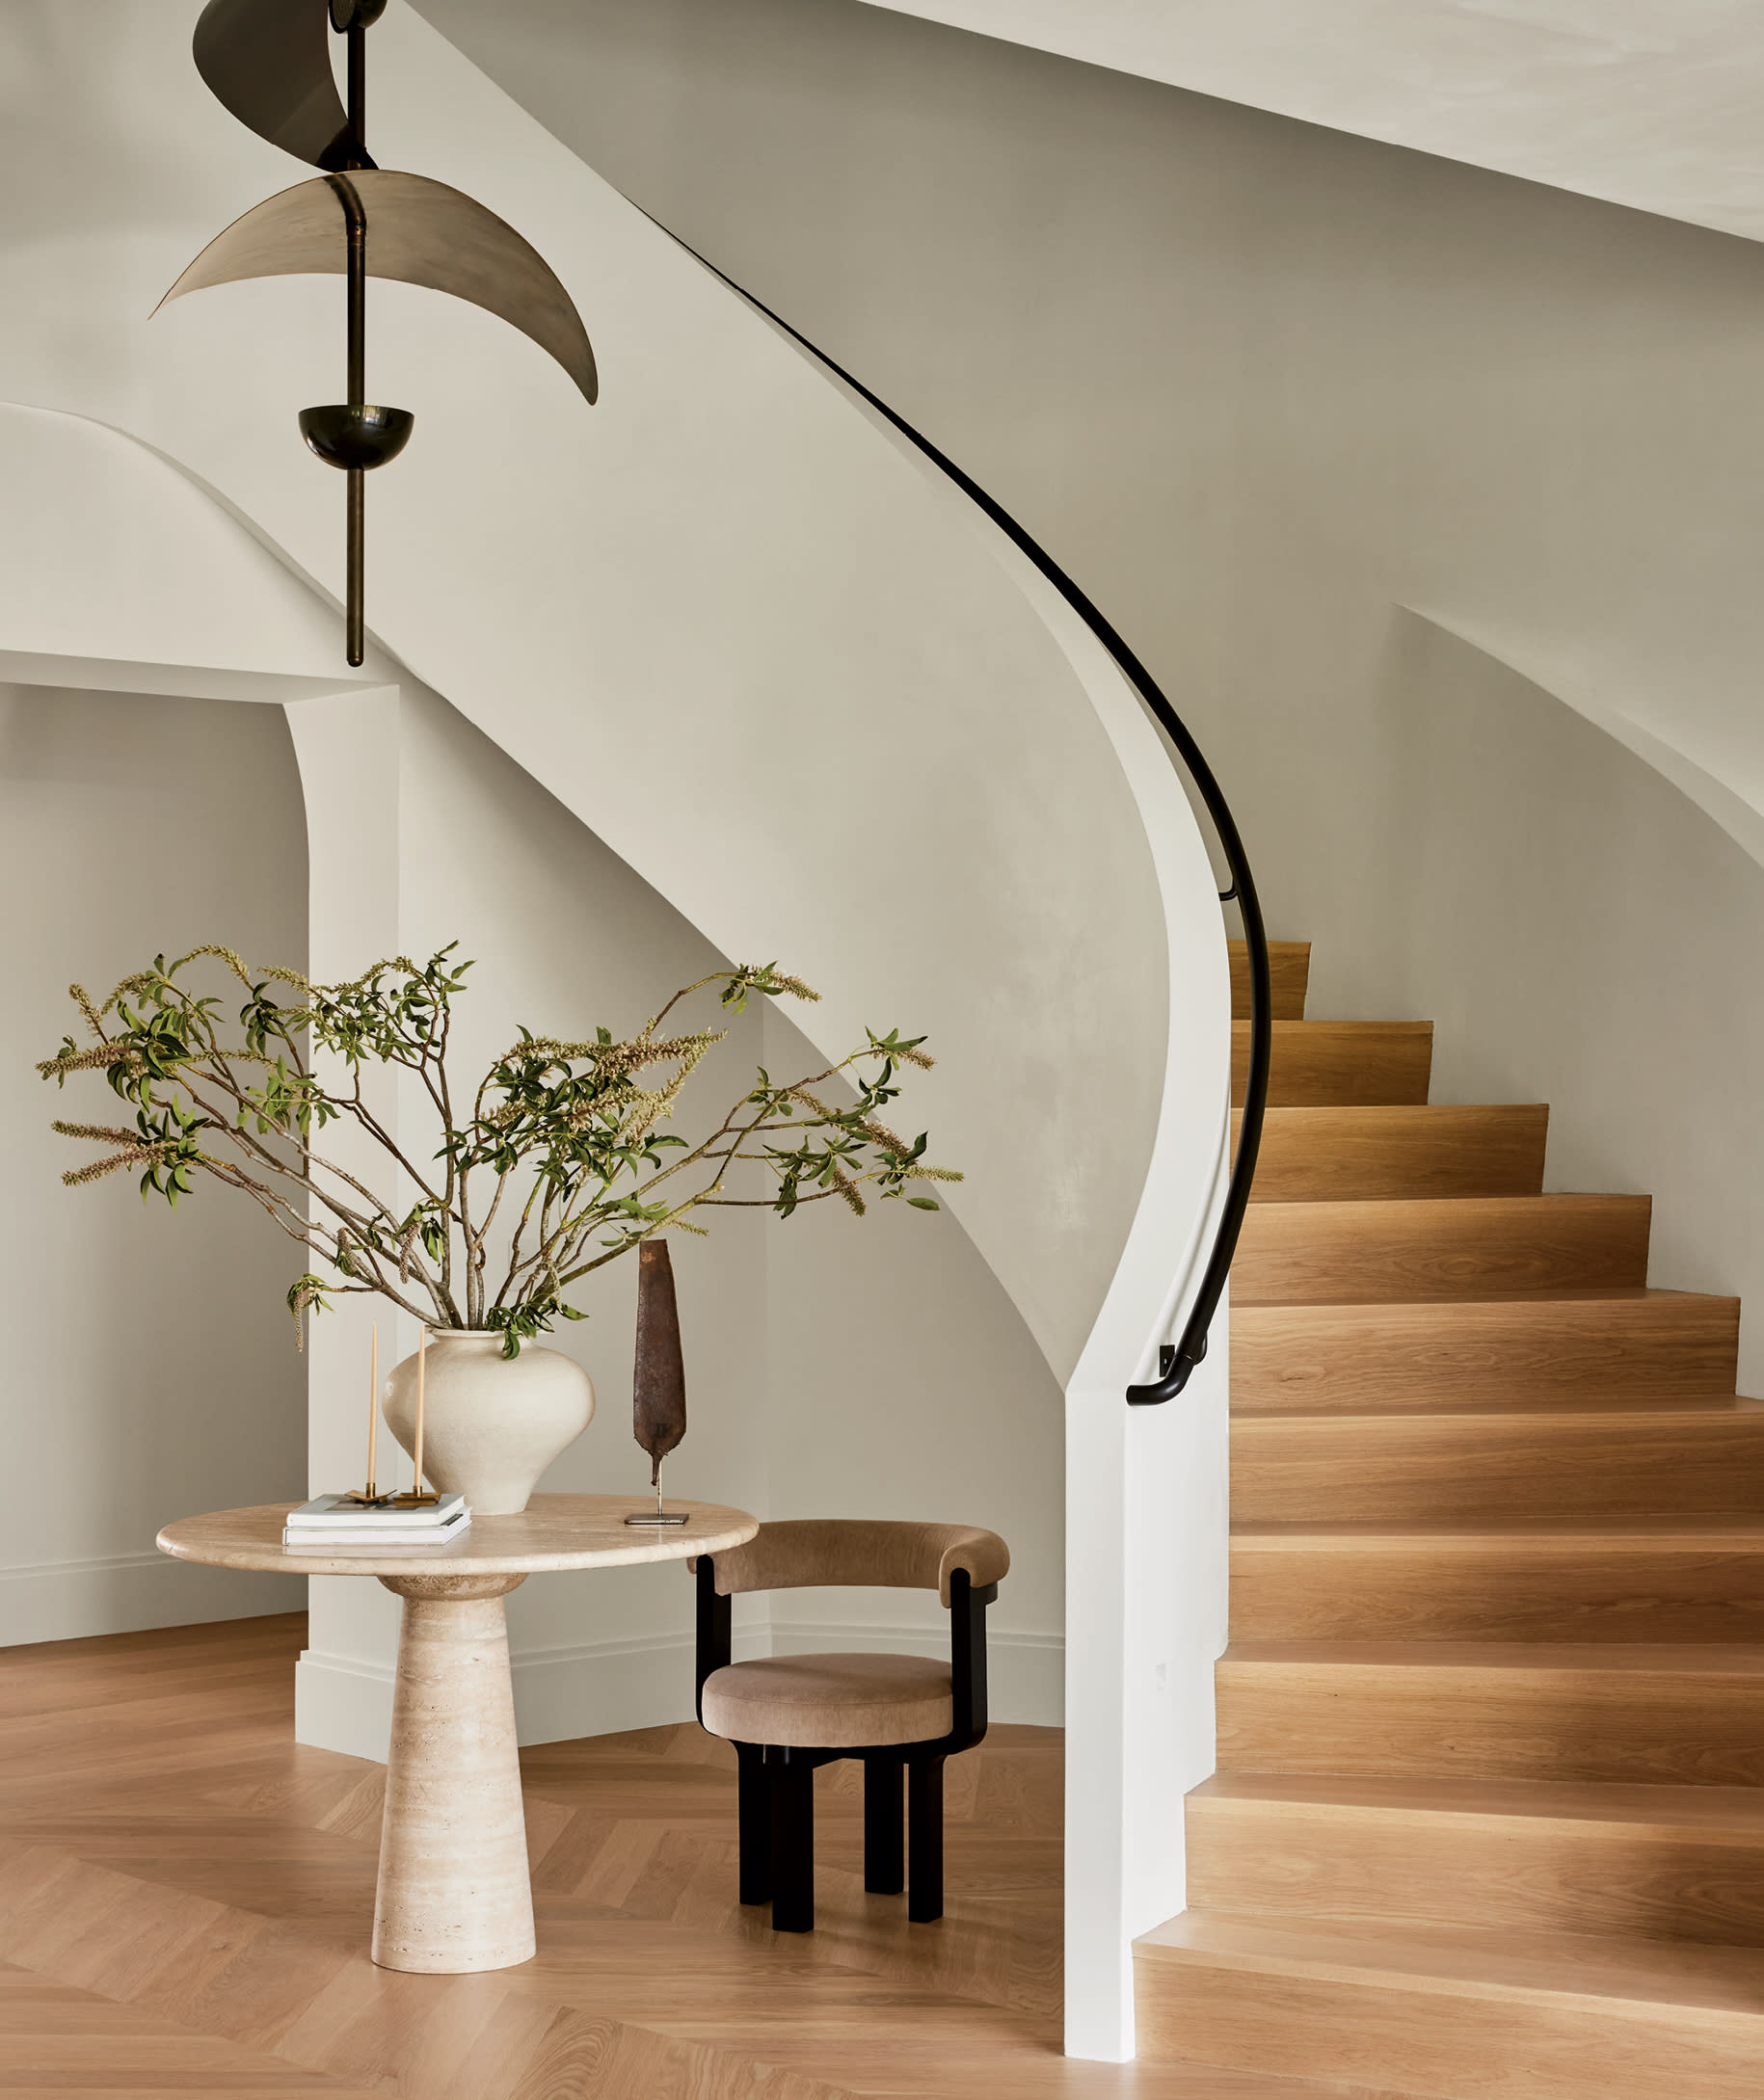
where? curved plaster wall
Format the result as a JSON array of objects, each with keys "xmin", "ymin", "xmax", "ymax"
[
  {"xmin": 430, "ymin": 0, "xmax": 1764, "ymax": 1412},
  {"xmin": 0, "ymin": 0, "xmax": 1216, "ymax": 1392}
]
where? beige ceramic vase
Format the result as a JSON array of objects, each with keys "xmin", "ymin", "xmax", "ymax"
[{"xmin": 382, "ymin": 1329, "xmax": 596, "ymax": 1515}]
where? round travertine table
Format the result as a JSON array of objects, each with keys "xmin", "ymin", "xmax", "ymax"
[{"xmin": 157, "ymin": 1493, "xmax": 756, "ymax": 1974}]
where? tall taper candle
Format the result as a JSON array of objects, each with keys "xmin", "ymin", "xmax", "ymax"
[
  {"xmin": 414, "ymin": 1326, "xmax": 427, "ymax": 1492},
  {"xmin": 367, "ymin": 1323, "xmax": 379, "ymax": 1498}
]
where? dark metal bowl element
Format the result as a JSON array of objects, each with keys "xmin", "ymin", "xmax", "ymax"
[
  {"xmin": 330, "ymin": 0, "xmax": 388, "ymax": 29},
  {"xmin": 298, "ymin": 403, "xmax": 414, "ymax": 470}
]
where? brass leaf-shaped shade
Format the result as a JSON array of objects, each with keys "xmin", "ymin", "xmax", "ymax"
[
  {"xmin": 632, "ymin": 1241, "xmax": 687, "ymax": 1490},
  {"xmin": 156, "ymin": 172, "xmax": 599, "ymax": 404},
  {"xmin": 193, "ymin": 0, "xmax": 367, "ymax": 173}
]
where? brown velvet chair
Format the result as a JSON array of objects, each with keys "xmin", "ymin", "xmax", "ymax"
[{"xmin": 691, "ymin": 1518, "xmax": 1009, "ymax": 1932}]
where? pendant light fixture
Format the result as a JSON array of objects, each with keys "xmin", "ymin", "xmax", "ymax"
[{"xmin": 159, "ymin": 0, "xmax": 598, "ymax": 665}]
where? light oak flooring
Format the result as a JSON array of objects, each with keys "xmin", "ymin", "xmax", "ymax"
[{"xmin": 0, "ymin": 1612, "xmax": 1376, "ymax": 2100}]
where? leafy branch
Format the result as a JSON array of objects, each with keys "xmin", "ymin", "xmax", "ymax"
[{"xmin": 38, "ymin": 945, "xmax": 959, "ymax": 1354}]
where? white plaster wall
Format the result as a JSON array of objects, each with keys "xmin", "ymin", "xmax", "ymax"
[
  {"xmin": 760, "ymin": 999, "xmax": 1068, "ymax": 1724},
  {"xmin": 0, "ymin": 682, "xmax": 307, "ymax": 1640},
  {"xmin": 853, "ymin": 0, "xmax": 1764, "ymax": 246},
  {"xmin": 425, "ymin": 0, "xmax": 1764, "ymax": 1407},
  {"xmin": 292, "ymin": 678, "xmax": 1082, "ymax": 1754},
  {"xmin": 1379, "ymin": 615, "xmax": 1764, "ymax": 1324},
  {"xmin": 0, "ymin": 0, "xmax": 1175, "ymax": 1393},
  {"xmin": 286, "ymin": 678, "xmax": 776, "ymax": 1751}
]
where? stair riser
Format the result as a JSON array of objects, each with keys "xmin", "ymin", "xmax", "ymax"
[
  {"xmin": 1231, "ymin": 1545, "xmax": 1764, "ymax": 1643},
  {"xmin": 1218, "ymin": 1664, "xmax": 1764, "ymax": 1785},
  {"xmin": 1230, "ymin": 1297, "xmax": 1739, "ymax": 1412},
  {"xmin": 1135, "ymin": 1953, "xmax": 1763, "ymax": 2100},
  {"xmin": 1185, "ymin": 1795, "xmax": 1764, "ymax": 1945},
  {"xmin": 1234, "ymin": 1199, "xmax": 1651, "ymax": 1306},
  {"xmin": 1230, "ymin": 942, "xmax": 1312, "ymax": 1022},
  {"xmin": 1233, "ymin": 1024, "xmax": 1432, "ymax": 1108},
  {"xmin": 1239, "ymin": 1106, "xmax": 1549, "ymax": 1202},
  {"xmin": 1233, "ymin": 1415, "xmax": 1764, "ymax": 1521}
]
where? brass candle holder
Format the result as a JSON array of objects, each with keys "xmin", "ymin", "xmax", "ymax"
[
  {"xmin": 389, "ymin": 1324, "xmax": 439, "ymax": 1507},
  {"xmin": 338, "ymin": 1322, "xmax": 397, "ymax": 1506},
  {"xmin": 339, "ymin": 1322, "xmax": 439, "ymax": 1506}
]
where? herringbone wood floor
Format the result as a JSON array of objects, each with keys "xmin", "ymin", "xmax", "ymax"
[{"xmin": 0, "ymin": 1613, "xmax": 1377, "ymax": 2099}]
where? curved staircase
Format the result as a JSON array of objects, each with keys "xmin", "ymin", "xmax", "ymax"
[{"xmin": 1136, "ymin": 942, "xmax": 1764, "ymax": 2097}]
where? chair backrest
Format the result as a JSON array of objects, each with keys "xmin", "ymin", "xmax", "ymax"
[{"xmin": 701, "ymin": 1518, "xmax": 1008, "ymax": 1607}]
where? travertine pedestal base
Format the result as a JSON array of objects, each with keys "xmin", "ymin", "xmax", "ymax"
[
  {"xmin": 159, "ymin": 1497, "xmax": 760, "ymax": 1970},
  {"xmin": 371, "ymin": 1572, "xmax": 534, "ymax": 1973}
]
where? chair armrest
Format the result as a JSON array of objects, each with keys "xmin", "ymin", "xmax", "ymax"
[{"xmin": 948, "ymin": 1569, "xmax": 997, "ymax": 1751}]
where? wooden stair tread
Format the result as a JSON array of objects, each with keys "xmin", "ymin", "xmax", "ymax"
[
  {"xmin": 1192, "ymin": 1771, "xmax": 1764, "ymax": 1832},
  {"xmin": 1233, "ymin": 1517, "xmax": 1764, "ymax": 1544},
  {"xmin": 1240, "ymin": 1284, "xmax": 1703, "ymax": 1307},
  {"xmin": 1232, "ymin": 1289, "xmax": 1742, "ymax": 1412},
  {"xmin": 1136, "ymin": 1912, "xmax": 1764, "ymax": 2017},
  {"xmin": 1186, "ymin": 1774, "xmax": 1764, "ymax": 1947},
  {"xmin": 1232, "ymin": 1404, "xmax": 1764, "ymax": 1524},
  {"xmin": 1230, "ymin": 941, "xmax": 1313, "ymax": 1023},
  {"xmin": 1240, "ymin": 1104, "xmax": 1549, "ymax": 1202},
  {"xmin": 1234, "ymin": 1022, "xmax": 1433, "ymax": 1108},
  {"xmin": 1235, "ymin": 1195, "xmax": 1652, "ymax": 1305},
  {"xmin": 1241, "ymin": 1398, "xmax": 1764, "ymax": 1420},
  {"xmin": 1224, "ymin": 1639, "xmax": 1764, "ymax": 1670}
]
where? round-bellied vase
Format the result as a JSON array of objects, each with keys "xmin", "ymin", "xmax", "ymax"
[{"xmin": 383, "ymin": 1330, "xmax": 595, "ymax": 1515}]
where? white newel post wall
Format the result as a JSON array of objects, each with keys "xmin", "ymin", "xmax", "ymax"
[
  {"xmin": 828, "ymin": 406, "xmax": 1237, "ymax": 2061},
  {"xmin": 965, "ymin": 549, "xmax": 1233, "ymax": 2066}
]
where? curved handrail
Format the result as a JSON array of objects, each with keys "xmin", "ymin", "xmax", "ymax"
[{"xmin": 635, "ymin": 210, "xmax": 1271, "ymax": 1404}]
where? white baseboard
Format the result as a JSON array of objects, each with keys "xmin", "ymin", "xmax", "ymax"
[
  {"xmin": 296, "ymin": 1617, "xmax": 1062, "ymax": 1763},
  {"xmin": 295, "ymin": 1646, "xmax": 397, "ymax": 1764},
  {"xmin": 0, "ymin": 1549, "xmax": 304, "ymax": 1648}
]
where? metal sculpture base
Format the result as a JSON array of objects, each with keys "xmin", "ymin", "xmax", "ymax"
[{"xmin": 626, "ymin": 1483, "xmax": 688, "ymax": 1528}]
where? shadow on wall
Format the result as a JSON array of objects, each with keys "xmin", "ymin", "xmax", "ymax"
[{"xmin": 1374, "ymin": 611, "xmax": 1764, "ymax": 1385}]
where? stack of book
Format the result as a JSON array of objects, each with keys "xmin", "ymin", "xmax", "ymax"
[{"xmin": 282, "ymin": 1492, "xmax": 470, "ymax": 1549}]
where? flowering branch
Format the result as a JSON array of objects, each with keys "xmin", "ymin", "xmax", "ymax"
[{"xmin": 38, "ymin": 945, "xmax": 959, "ymax": 1354}]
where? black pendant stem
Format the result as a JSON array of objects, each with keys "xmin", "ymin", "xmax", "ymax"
[
  {"xmin": 342, "ymin": 33, "xmax": 367, "ymax": 668},
  {"xmin": 347, "ymin": 22, "xmax": 366, "ymax": 150},
  {"xmin": 346, "ymin": 466, "xmax": 364, "ymax": 666}
]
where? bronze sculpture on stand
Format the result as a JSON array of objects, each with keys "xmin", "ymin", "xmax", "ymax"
[{"xmin": 626, "ymin": 1240, "xmax": 689, "ymax": 1527}]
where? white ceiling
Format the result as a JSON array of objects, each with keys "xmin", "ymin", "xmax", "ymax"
[{"xmin": 858, "ymin": 0, "xmax": 1764, "ymax": 243}]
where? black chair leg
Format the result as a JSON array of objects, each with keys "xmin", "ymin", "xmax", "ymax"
[
  {"xmin": 768, "ymin": 1749, "xmax": 815, "ymax": 1932},
  {"xmin": 907, "ymin": 1754, "xmax": 945, "ymax": 1924},
  {"xmin": 864, "ymin": 1753, "xmax": 905, "ymax": 1895},
  {"xmin": 735, "ymin": 1742, "xmax": 770, "ymax": 1906}
]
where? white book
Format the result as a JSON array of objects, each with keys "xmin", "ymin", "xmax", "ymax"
[
  {"xmin": 282, "ymin": 1511, "xmax": 471, "ymax": 1548},
  {"xmin": 286, "ymin": 1492, "xmax": 468, "ymax": 1528}
]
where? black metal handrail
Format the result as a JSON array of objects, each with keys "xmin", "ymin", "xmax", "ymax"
[{"xmin": 638, "ymin": 213, "xmax": 1271, "ymax": 1403}]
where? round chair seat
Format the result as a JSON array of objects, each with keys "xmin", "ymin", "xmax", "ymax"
[{"xmin": 701, "ymin": 1652, "xmax": 954, "ymax": 1749}]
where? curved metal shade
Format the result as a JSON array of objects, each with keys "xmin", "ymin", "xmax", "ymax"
[
  {"xmin": 156, "ymin": 172, "xmax": 598, "ymax": 404},
  {"xmin": 193, "ymin": 0, "xmax": 367, "ymax": 173}
]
